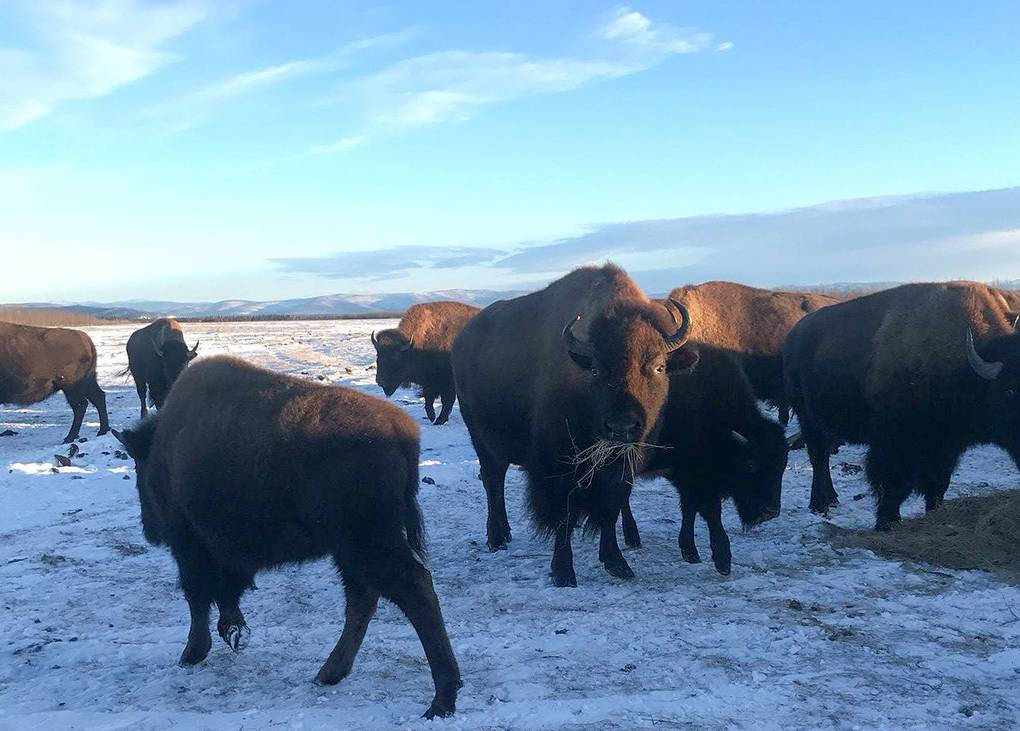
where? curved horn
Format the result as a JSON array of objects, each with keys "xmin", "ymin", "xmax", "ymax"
[
  {"xmin": 731, "ymin": 430, "xmax": 750, "ymax": 446},
  {"xmin": 188, "ymin": 340, "xmax": 200, "ymax": 358},
  {"xmin": 370, "ymin": 331, "xmax": 379, "ymax": 349},
  {"xmin": 966, "ymin": 328, "xmax": 1003, "ymax": 380},
  {"xmin": 662, "ymin": 298, "xmax": 693, "ymax": 353},
  {"xmin": 400, "ymin": 337, "xmax": 413, "ymax": 352},
  {"xmin": 562, "ymin": 315, "xmax": 594, "ymax": 357}
]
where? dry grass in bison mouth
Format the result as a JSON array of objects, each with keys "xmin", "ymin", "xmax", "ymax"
[{"xmin": 566, "ymin": 439, "xmax": 670, "ymax": 490}]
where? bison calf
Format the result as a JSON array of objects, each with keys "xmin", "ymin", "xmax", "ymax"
[
  {"xmin": 372, "ymin": 301, "xmax": 479, "ymax": 425},
  {"xmin": 115, "ymin": 356, "xmax": 460, "ymax": 718},
  {"xmin": 124, "ymin": 317, "xmax": 198, "ymax": 418},
  {"xmin": 0, "ymin": 321, "xmax": 109, "ymax": 443},
  {"xmin": 625, "ymin": 344, "xmax": 788, "ymax": 574}
]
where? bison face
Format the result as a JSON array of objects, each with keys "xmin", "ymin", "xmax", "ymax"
[
  {"xmin": 156, "ymin": 340, "xmax": 198, "ymax": 396},
  {"xmin": 564, "ymin": 300, "xmax": 698, "ymax": 446},
  {"xmin": 371, "ymin": 330, "xmax": 413, "ymax": 397},
  {"xmin": 968, "ymin": 330, "xmax": 1020, "ymax": 448},
  {"xmin": 727, "ymin": 425, "xmax": 788, "ymax": 527}
]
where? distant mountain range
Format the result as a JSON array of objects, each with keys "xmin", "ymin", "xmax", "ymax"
[
  {"xmin": 7, "ymin": 280, "xmax": 1018, "ymax": 321},
  {"xmin": 3, "ymin": 289, "xmax": 526, "ymax": 320}
]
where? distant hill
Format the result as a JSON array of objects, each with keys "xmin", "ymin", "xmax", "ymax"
[{"xmin": 2, "ymin": 289, "xmax": 525, "ymax": 320}]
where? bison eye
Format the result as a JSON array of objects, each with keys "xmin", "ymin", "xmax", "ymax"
[
  {"xmin": 654, "ymin": 363, "xmax": 666, "ymax": 374},
  {"xmin": 591, "ymin": 367, "xmax": 600, "ymax": 377}
]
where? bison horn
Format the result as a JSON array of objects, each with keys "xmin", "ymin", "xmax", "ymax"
[
  {"xmin": 152, "ymin": 340, "xmax": 164, "ymax": 358},
  {"xmin": 562, "ymin": 315, "xmax": 594, "ymax": 358},
  {"xmin": 189, "ymin": 340, "xmax": 200, "ymax": 359},
  {"xmin": 662, "ymin": 298, "xmax": 693, "ymax": 353},
  {"xmin": 370, "ymin": 331, "xmax": 379, "ymax": 349},
  {"xmin": 730, "ymin": 430, "xmax": 750, "ymax": 446},
  {"xmin": 401, "ymin": 337, "xmax": 413, "ymax": 352},
  {"xmin": 966, "ymin": 328, "xmax": 1003, "ymax": 381}
]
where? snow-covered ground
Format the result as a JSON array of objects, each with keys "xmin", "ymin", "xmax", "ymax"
[{"xmin": 2, "ymin": 320, "xmax": 1020, "ymax": 730}]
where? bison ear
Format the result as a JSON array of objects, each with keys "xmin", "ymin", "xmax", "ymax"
[
  {"xmin": 117, "ymin": 421, "xmax": 157, "ymax": 461},
  {"xmin": 666, "ymin": 344, "xmax": 699, "ymax": 374},
  {"xmin": 567, "ymin": 350, "xmax": 593, "ymax": 371}
]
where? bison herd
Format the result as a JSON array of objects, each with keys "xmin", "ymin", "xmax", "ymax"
[{"xmin": 2, "ymin": 266, "xmax": 1019, "ymax": 718}]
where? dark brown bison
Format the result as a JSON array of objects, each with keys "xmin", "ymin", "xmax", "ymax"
[
  {"xmin": 0, "ymin": 321, "xmax": 109, "ymax": 443},
  {"xmin": 114, "ymin": 356, "xmax": 460, "ymax": 718},
  {"xmin": 372, "ymin": 302, "xmax": 479, "ymax": 425},
  {"xmin": 452, "ymin": 264, "xmax": 696, "ymax": 586},
  {"xmin": 669, "ymin": 281, "xmax": 839, "ymax": 425},
  {"xmin": 784, "ymin": 281, "xmax": 1020, "ymax": 529},
  {"xmin": 621, "ymin": 343, "xmax": 788, "ymax": 574},
  {"xmin": 124, "ymin": 318, "xmax": 198, "ymax": 418}
]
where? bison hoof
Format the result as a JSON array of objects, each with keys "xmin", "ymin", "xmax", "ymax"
[
  {"xmin": 486, "ymin": 531, "xmax": 511, "ymax": 552},
  {"xmin": 179, "ymin": 636, "xmax": 212, "ymax": 666},
  {"xmin": 680, "ymin": 546, "xmax": 701, "ymax": 564},
  {"xmin": 314, "ymin": 665, "xmax": 349, "ymax": 686},
  {"xmin": 603, "ymin": 559, "xmax": 635, "ymax": 580},
  {"xmin": 433, "ymin": 417, "xmax": 449, "ymax": 426},
  {"xmin": 96, "ymin": 427, "xmax": 110, "ymax": 437},
  {"xmin": 422, "ymin": 699, "xmax": 456, "ymax": 720},
  {"xmin": 221, "ymin": 623, "xmax": 250, "ymax": 652},
  {"xmin": 62, "ymin": 436, "xmax": 77, "ymax": 445},
  {"xmin": 551, "ymin": 567, "xmax": 577, "ymax": 588},
  {"xmin": 714, "ymin": 559, "xmax": 732, "ymax": 576}
]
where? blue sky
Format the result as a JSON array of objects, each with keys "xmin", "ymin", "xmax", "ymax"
[{"xmin": 2, "ymin": 1, "xmax": 1019, "ymax": 302}]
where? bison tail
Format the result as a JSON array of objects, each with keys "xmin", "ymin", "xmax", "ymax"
[
  {"xmin": 116, "ymin": 366, "xmax": 132, "ymax": 379},
  {"xmin": 404, "ymin": 454, "xmax": 428, "ymax": 565}
]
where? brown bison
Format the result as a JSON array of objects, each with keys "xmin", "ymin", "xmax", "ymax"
[
  {"xmin": 621, "ymin": 343, "xmax": 788, "ymax": 574},
  {"xmin": 784, "ymin": 281, "xmax": 1020, "ymax": 529},
  {"xmin": 124, "ymin": 317, "xmax": 198, "ymax": 418},
  {"xmin": 372, "ymin": 301, "xmax": 479, "ymax": 425},
  {"xmin": 669, "ymin": 281, "xmax": 839, "ymax": 425},
  {"xmin": 0, "ymin": 321, "xmax": 109, "ymax": 443},
  {"xmin": 113, "ymin": 356, "xmax": 460, "ymax": 718},
  {"xmin": 452, "ymin": 264, "xmax": 696, "ymax": 586}
]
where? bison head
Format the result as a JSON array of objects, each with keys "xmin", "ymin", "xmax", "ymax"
[
  {"xmin": 371, "ymin": 329, "xmax": 414, "ymax": 397},
  {"xmin": 563, "ymin": 298, "xmax": 698, "ymax": 447},
  {"xmin": 726, "ymin": 425, "xmax": 787, "ymax": 527},
  {"xmin": 153, "ymin": 338, "xmax": 198, "ymax": 403},
  {"xmin": 966, "ymin": 327, "xmax": 1020, "ymax": 448},
  {"xmin": 113, "ymin": 419, "xmax": 165, "ymax": 545}
]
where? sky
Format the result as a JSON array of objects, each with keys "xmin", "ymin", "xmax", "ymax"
[{"xmin": 2, "ymin": 0, "xmax": 1019, "ymax": 303}]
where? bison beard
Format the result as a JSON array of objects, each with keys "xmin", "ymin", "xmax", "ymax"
[
  {"xmin": 115, "ymin": 356, "xmax": 460, "ymax": 719},
  {"xmin": 452, "ymin": 264, "xmax": 696, "ymax": 587}
]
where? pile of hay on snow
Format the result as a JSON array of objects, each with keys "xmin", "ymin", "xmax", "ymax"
[{"xmin": 827, "ymin": 490, "xmax": 1020, "ymax": 581}]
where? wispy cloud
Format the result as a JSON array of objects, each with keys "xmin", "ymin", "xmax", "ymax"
[
  {"xmin": 599, "ymin": 5, "xmax": 714, "ymax": 54},
  {"xmin": 271, "ymin": 245, "xmax": 507, "ymax": 280},
  {"xmin": 0, "ymin": 0, "xmax": 208, "ymax": 131},
  {"xmin": 307, "ymin": 135, "xmax": 367, "ymax": 155}
]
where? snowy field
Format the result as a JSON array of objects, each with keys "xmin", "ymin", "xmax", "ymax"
[{"xmin": 2, "ymin": 319, "xmax": 1020, "ymax": 731}]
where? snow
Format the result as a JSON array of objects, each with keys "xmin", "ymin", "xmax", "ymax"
[{"xmin": 2, "ymin": 319, "xmax": 1020, "ymax": 730}]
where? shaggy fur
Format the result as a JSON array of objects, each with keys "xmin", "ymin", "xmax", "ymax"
[
  {"xmin": 0, "ymin": 321, "xmax": 109, "ymax": 443},
  {"xmin": 124, "ymin": 317, "xmax": 198, "ymax": 418},
  {"xmin": 452, "ymin": 264, "xmax": 697, "ymax": 587},
  {"xmin": 373, "ymin": 301, "xmax": 479, "ymax": 425},
  {"xmin": 785, "ymin": 281, "xmax": 1020, "ymax": 529},
  {"xmin": 116, "ymin": 356, "xmax": 460, "ymax": 719},
  {"xmin": 624, "ymin": 343, "xmax": 788, "ymax": 575},
  {"xmin": 670, "ymin": 281, "xmax": 839, "ymax": 424}
]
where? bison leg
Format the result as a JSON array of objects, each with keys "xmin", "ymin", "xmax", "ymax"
[
  {"xmin": 550, "ymin": 518, "xmax": 578, "ymax": 588},
  {"xmin": 803, "ymin": 425, "xmax": 838, "ymax": 514},
  {"xmin": 315, "ymin": 575, "xmax": 380, "ymax": 686},
  {"xmin": 700, "ymin": 494, "xmax": 732, "ymax": 576},
  {"xmin": 677, "ymin": 485, "xmax": 701, "ymax": 564},
  {"xmin": 133, "ymin": 375, "xmax": 148, "ymax": 419},
  {"xmin": 379, "ymin": 560, "xmax": 461, "ymax": 719},
  {"xmin": 433, "ymin": 389, "xmax": 455, "ymax": 426},
  {"xmin": 479, "ymin": 454, "xmax": 512, "ymax": 551},
  {"xmin": 866, "ymin": 441, "xmax": 911, "ymax": 531},
  {"xmin": 84, "ymin": 375, "xmax": 109, "ymax": 436},
  {"xmin": 214, "ymin": 570, "xmax": 253, "ymax": 652},
  {"xmin": 61, "ymin": 390, "xmax": 88, "ymax": 444},
  {"xmin": 620, "ymin": 496, "xmax": 641, "ymax": 548},
  {"xmin": 598, "ymin": 522, "xmax": 634, "ymax": 579},
  {"xmin": 422, "ymin": 387, "xmax": 438, "ymax": 423},
  {"xmin": 172, "ymin": 540, "xmax": 215, "ymax": 666}
]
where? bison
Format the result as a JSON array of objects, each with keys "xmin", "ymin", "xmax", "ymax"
[
  {"xmin": 113, "ymin": 356, "xmax": 460, "ymax": 719},
  {"xmin": 669, "ymin": 281, "xmax": 839, "ymax": 425},
  {"xmin": 621, "ymin": 343, "xmax": 788, "ymax": 574},
  {"xmin": 784, "ymin": 281, "xmax": 1020, "ymax": 529},
  {"xmin": 452, "ymin": 264, "xmax": 696, "ymax": 586},
  {"xmin": 0, "ymin": 321, "xmax": 109, "ymax": 443},
  {"xmin": 124, "ymin": 318, "xmax": 198, "ymax": 418},
  {"xmin": 372, "ymin": 302, "xmax": 479, "ymax": 425}
]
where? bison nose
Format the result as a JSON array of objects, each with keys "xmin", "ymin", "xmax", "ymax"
[{"xmin": 603, "ymin": 417, "xmax": 642, "ymax": 443}]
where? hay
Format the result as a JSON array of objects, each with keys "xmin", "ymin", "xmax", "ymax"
[
  {"xmin": 827, "ymin": 490, "xmax": 1020, "ymax": 582},
  {"xmin": 565, "ymin": 439, "xmax": 669, "ymax": 490}
]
